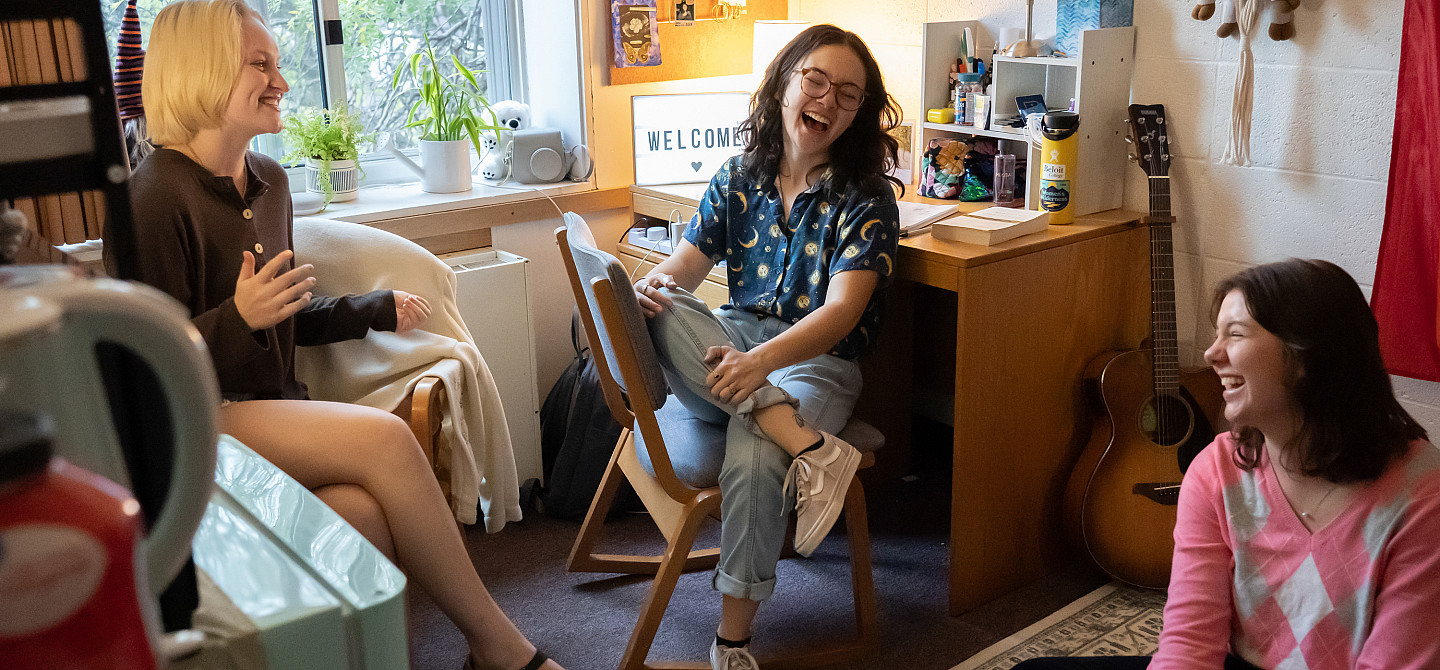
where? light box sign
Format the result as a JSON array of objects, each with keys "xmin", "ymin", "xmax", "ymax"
[{"xmin": 632, "ymin": 92, "xmax": 751, "ymax": 186}]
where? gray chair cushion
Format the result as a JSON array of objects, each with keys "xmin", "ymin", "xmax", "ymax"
[
  {"xmin": 837, "ymin": 419, "xmax": 885, "ymax": 454},
  {"xmin": 635, "ymin": 398, "xmax": 728, "ymax": 489},
  {"xmin": 563, "ymin": 212, "xmax": 669, "ymax": 407}
]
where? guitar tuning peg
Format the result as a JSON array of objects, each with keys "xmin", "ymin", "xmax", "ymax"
[{"xmin": 1127, "ymin": 152, "xmax": 1138, "ymax": 162}]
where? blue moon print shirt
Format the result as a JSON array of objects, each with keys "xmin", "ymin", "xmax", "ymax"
[{"xmin": 683, "ymin": 156, "xmax": 900, "ymax": 360}]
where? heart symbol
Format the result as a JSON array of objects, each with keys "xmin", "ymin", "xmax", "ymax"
[{"xmin": 690, "ymin": 161, "xmax": 703, "ymax": 172}]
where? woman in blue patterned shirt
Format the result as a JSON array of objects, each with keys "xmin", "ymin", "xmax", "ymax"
[{"xmin": 632, "ymin": 24, "xmax": 903, "ymax": 670}]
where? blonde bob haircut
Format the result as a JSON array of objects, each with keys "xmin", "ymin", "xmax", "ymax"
[{"xmin": 142, "ymin": 0, "xmax": 263, "ymax": 147}]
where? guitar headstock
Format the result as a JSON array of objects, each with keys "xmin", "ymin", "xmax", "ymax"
[{"xmin": 1125, "ymin": 104, "xmax": 1171, "ymax": 177}]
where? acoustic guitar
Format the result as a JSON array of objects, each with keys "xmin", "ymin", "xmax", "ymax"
[{"xmin": 1063, "ymin": 104, "xmax": 1226, "ymax": 589}]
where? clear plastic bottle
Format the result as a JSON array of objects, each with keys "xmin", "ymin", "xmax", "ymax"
[{"xmin": 956, "ymin": 73, "xmax": 984, "ymax": 125}]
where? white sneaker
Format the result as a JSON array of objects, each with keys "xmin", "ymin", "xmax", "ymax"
[
  {"xmin": 710, "ymin": 639, "xmax": 759, "ymax": 670},
  {"xmin": 785, "ymin": 431, "xmax": 861, "ymax": 557}
]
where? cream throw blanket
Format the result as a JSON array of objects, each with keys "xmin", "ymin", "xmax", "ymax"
[{"xmin": 292, "ymin": 217, "xmax": 521, "ymax": 531}]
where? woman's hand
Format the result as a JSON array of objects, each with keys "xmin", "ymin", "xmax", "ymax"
[
  {"xmin": 634, "ymin": 273, "xmax": 679, "ymax": 318},
  {"xmin": 234, "ymin": 250, "xmax": 314, "ymax": 330},
  {"xmin": 394, "ymin": 290, "xmax": 432, "ymax": 333},
  {"xmin": 705, "ymin": 345, "xmax": 770, "ymax": 405}
]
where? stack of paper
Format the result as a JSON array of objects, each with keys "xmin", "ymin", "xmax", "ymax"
[
  {"xmin": 897, "ymin": 201, "xmax": 961, "ymax": 236},
  {"xmin": 932, "ymin": 207, "xmax": 1050, "ymax": 246}
]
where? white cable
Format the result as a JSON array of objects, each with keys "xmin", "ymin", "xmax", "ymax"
[{"xmin": 1222, "ymin": 0, "xmax": 1261, "ymax": 166}]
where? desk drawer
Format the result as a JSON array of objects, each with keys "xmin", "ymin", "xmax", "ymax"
[
  {"xmin": 618, "ymin": 253, "xmax": 729, "ymax": 310},
  {"xmin": 633, "ymin": 192, "xmax": 698, "ymax": 224}
]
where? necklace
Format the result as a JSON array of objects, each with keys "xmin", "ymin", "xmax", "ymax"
[
  {"xmin": 1272, "ymin": 454, "xmax": 1342, "ymax": 521},
  {"xmin": 1298, "ymin": 482, "xmax": 1341, "ymax": 519}
]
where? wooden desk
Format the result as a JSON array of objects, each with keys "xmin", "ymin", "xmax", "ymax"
[{"xmin": 625, "ymin": 184, "xmax": 1150, "ymax": 615}]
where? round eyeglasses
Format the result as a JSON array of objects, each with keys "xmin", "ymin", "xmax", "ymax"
[{"xmin": 794, "ymin": 68, "xmax": 866, "ymax": 111}]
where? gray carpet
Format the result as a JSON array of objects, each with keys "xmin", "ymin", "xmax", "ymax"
[{"xmin": 407, "ymin": 422, "xmax": 1109, "ymax": 670}]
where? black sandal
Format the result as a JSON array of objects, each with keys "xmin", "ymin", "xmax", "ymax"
[{"xmin": 462, "ymin": 650, "xmax": 549, "ymax": 670}]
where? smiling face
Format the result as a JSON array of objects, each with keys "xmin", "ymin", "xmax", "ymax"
[
  {"xmin": 222, "ymin": 16, "xmax": 288, "ymax": 140},
  {"xmin": 778, "ymin": 43, "xmax": 866, "ymax": 165},
  {"xmin": 1205, "ymin": 290, "xmax": 1302, "ymax": 439}
]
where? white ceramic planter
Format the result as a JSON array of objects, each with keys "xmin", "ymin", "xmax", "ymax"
[
  {"xmin": 306, "ymin": 158, "xmax": 359, "ymax": 202},
  {"xmin": 411, "ymin": 140, "xmax": 473, "ymax": 193}
]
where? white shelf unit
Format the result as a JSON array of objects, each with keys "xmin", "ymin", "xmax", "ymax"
[{"xmin": 919, "ymin": 22, "xmax": 1135, "ymax": 215}]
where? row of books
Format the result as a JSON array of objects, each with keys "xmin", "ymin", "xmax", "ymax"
[{"xmin": 898, "ymin": 202, "xmax": 1051, "ymax": 246}]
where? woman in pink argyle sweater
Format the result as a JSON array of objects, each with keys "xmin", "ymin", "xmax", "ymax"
[{"xmin": 1018, "ymin": 258, "xmax": 1438, "ymax": 670}]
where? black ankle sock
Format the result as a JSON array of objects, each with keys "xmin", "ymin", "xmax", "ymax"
[
  {"xmin": 715, "ymin": 634, "xmax": 751, "ymax": 649},
  {"xmin": 798, "ymin": 436, "xmax": 825, "ymax": 456}
]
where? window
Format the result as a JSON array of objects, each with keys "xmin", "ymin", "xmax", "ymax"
[{"xmin": 101, "ymin": 0, "xmax": 519, "ymax": 164}]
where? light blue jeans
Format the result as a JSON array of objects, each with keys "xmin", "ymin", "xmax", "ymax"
[{"xmin": 648, "ymin": 288, "xmax": 862, "ymax": 601}]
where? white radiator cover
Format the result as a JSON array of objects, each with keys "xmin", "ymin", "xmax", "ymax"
[{"xmin": 440, "ymin": 248, "xmax": 543, "ymax": 484}]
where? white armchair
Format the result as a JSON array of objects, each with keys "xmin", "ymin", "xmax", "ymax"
[{"xmin": 291, "ymin": 217, "xmax": 522, "ymax": 530}]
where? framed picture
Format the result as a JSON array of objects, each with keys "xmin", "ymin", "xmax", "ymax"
[
  {"xmin": 888, "ymin": 121, "xmax": 915, "ymax": 184},
  {"xmin": 632, "ymin": 92, "xmax": 751, "ymax": 186}
]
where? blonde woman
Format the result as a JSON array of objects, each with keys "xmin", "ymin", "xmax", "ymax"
[{"xmin": 102, "ymin": 2, "xmax": 559, "ymax": 669}]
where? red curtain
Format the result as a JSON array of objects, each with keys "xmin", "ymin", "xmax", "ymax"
[{"xmin": 1372, "ymin": 0, "xmax": 1440, "ymax": 382}]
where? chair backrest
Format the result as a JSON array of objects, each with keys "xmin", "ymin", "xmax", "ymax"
[
  {"xmin": 555, "ymin": 213, "xmax": 696, "ymax": 498},
  {"xmin": 558, "ymin": 212, "xmax": 670, "ymax": 411}
]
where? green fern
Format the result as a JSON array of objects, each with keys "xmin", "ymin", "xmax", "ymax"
[{"xmin": 283, "ymin": 107, "xmax": 372, "ymax": 206}]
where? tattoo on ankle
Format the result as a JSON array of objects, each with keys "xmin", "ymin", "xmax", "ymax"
[{"xmin": 793, "ymin": 413, "xmax": 806, "ymax": 428}]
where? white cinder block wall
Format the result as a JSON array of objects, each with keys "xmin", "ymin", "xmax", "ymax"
[{"xmin": 791, "ymin": 0, "xmax": 1440, "ymax": 436}]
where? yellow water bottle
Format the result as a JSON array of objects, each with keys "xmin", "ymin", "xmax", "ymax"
[{"xmin": 1040, "ymin": 111, "xmax": 1080, "ymax": 224}]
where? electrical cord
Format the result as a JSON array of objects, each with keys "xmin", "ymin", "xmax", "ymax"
[{"xmin": 482, "ymin": 183, "xmax": 682, "ymax": 284}]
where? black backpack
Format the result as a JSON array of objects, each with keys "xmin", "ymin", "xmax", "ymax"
[{"xmin": 539, "ymin": 313, "xmax": 626, "ymax": 520}]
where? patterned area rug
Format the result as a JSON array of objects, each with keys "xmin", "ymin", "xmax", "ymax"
[{"xmin": 951, "ymin": 582, "xmax": 1167, "ymax": 670}]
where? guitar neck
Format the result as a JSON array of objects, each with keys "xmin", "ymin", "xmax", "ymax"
[{"xmin": 1148, "ymin": 176, "xmax": 1179, "ymax": 395}]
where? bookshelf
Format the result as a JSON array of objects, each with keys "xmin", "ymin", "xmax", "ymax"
[{"xmin": 919, "ymin": 21, "xmax": 1135, "ymax": 215}]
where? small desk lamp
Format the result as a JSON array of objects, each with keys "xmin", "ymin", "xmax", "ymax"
[{"xmin": 1005, "ymin": 0, "xmax": 1039, "ymax": 58}]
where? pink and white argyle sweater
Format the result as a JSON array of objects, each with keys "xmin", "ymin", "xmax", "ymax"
[{"xmin": 1151, "ymin": 434, "xmax": 1440, "ymax": 670}]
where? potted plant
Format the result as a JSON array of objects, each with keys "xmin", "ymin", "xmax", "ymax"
[
  {"xmin": 387, "ymin": 35, "xmax": 502, "ymax": 193},
  {"xmin": 283, "ymin": 107, "xmax": 371, "ymax": 206}
]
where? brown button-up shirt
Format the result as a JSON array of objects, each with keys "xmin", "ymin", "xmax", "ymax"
[{"xmin": 104, "ymin": 149, "xmax": 394, "ymax": 400}]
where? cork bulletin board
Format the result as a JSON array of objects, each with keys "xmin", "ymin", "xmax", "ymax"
[{"xmin": 609, "ymin": 0, "xmax": 787, "ymax": 84}]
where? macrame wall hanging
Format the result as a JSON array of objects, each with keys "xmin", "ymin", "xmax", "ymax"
[{"xmin": 1191, "ymin": 0, "xmax": 1300, "ymax": 166}]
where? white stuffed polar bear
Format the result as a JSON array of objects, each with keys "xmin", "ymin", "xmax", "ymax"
[{"xmin": 478, "ymin": 100, "xmax": 530, "ymax": 181}]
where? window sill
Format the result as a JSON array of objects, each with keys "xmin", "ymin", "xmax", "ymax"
[
  {"xmin": 295, "ymin": 176, "xmax": 631, "ymax": 254},
  {"xmin": 312, "ymin": 178, "xmax": 601, "ymax": 225}
]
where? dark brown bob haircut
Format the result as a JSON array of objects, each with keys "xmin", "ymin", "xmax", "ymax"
[
  {"xmin": 738, "ymin": 24, "xmax": 904, "ymax": 197},
  {"xmin": 1212, "ymin": 258, "xmax": 1427, "ymax": 483}
]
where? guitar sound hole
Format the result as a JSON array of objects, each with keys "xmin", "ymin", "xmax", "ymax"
[{"xmin": 1140, "ymin": 393, "xmax": 1195, "ymax": 448}]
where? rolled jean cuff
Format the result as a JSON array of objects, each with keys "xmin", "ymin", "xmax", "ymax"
[
  {"xmin": 713, "ymin": 567, "xmax": 776, "ymax": 602},
  {"xmin": 732, "ymin": 384, "xmax": 798, "ymax": 436}
]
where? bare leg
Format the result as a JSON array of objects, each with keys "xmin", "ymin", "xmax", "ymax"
[
  {"xmin": 220, "ymin": 400, "xmax": 562, "ymax": 670},
  {"xmin": 313, "ymin": 483, "xmax": 396, "ymax": 561},
  {"xmin": 749, "ymin": 403, "xmax": 820, "ymax": 457},
  {"xmin": 718, "ymin": 595, "xmax": 761, "ymax": 640}
]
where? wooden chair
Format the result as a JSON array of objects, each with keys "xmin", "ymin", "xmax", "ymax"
[{"xmin": 555, "ymin": 213, "xmax": 880, "ymax": 670}]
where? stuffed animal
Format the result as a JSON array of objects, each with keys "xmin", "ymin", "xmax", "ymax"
[
  {"xmin": 480, "ymin": 100, "xmax": 532, "ymax": 154},
  {"xmin": 479, "ymin": 148, "xmax": 511, "ymax": 182},
  {"xmin": 1192, "ymin": 0, "xmax": 1238, "ymax": 37},
  {"xmin": 1196, "ymin": 0, "xmax": 1297, "ymax": 40},
  {"xmin": 1268, "ymin": 0, "xmax": 1299, "ymax": 41}
]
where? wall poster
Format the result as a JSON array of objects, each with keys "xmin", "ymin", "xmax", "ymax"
[{"xmin": 613, "ymin": 1, "xmax": 661, "ymax": 68}]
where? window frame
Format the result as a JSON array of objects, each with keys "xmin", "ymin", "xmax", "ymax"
[{"xmin": 281, "ymin": 0, "xmax": 523, "ymax": 171}]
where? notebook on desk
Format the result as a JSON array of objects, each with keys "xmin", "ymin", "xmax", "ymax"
[{"xmin": 897, "ymin": 200, "xmax": 961, "ymax": 237}]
